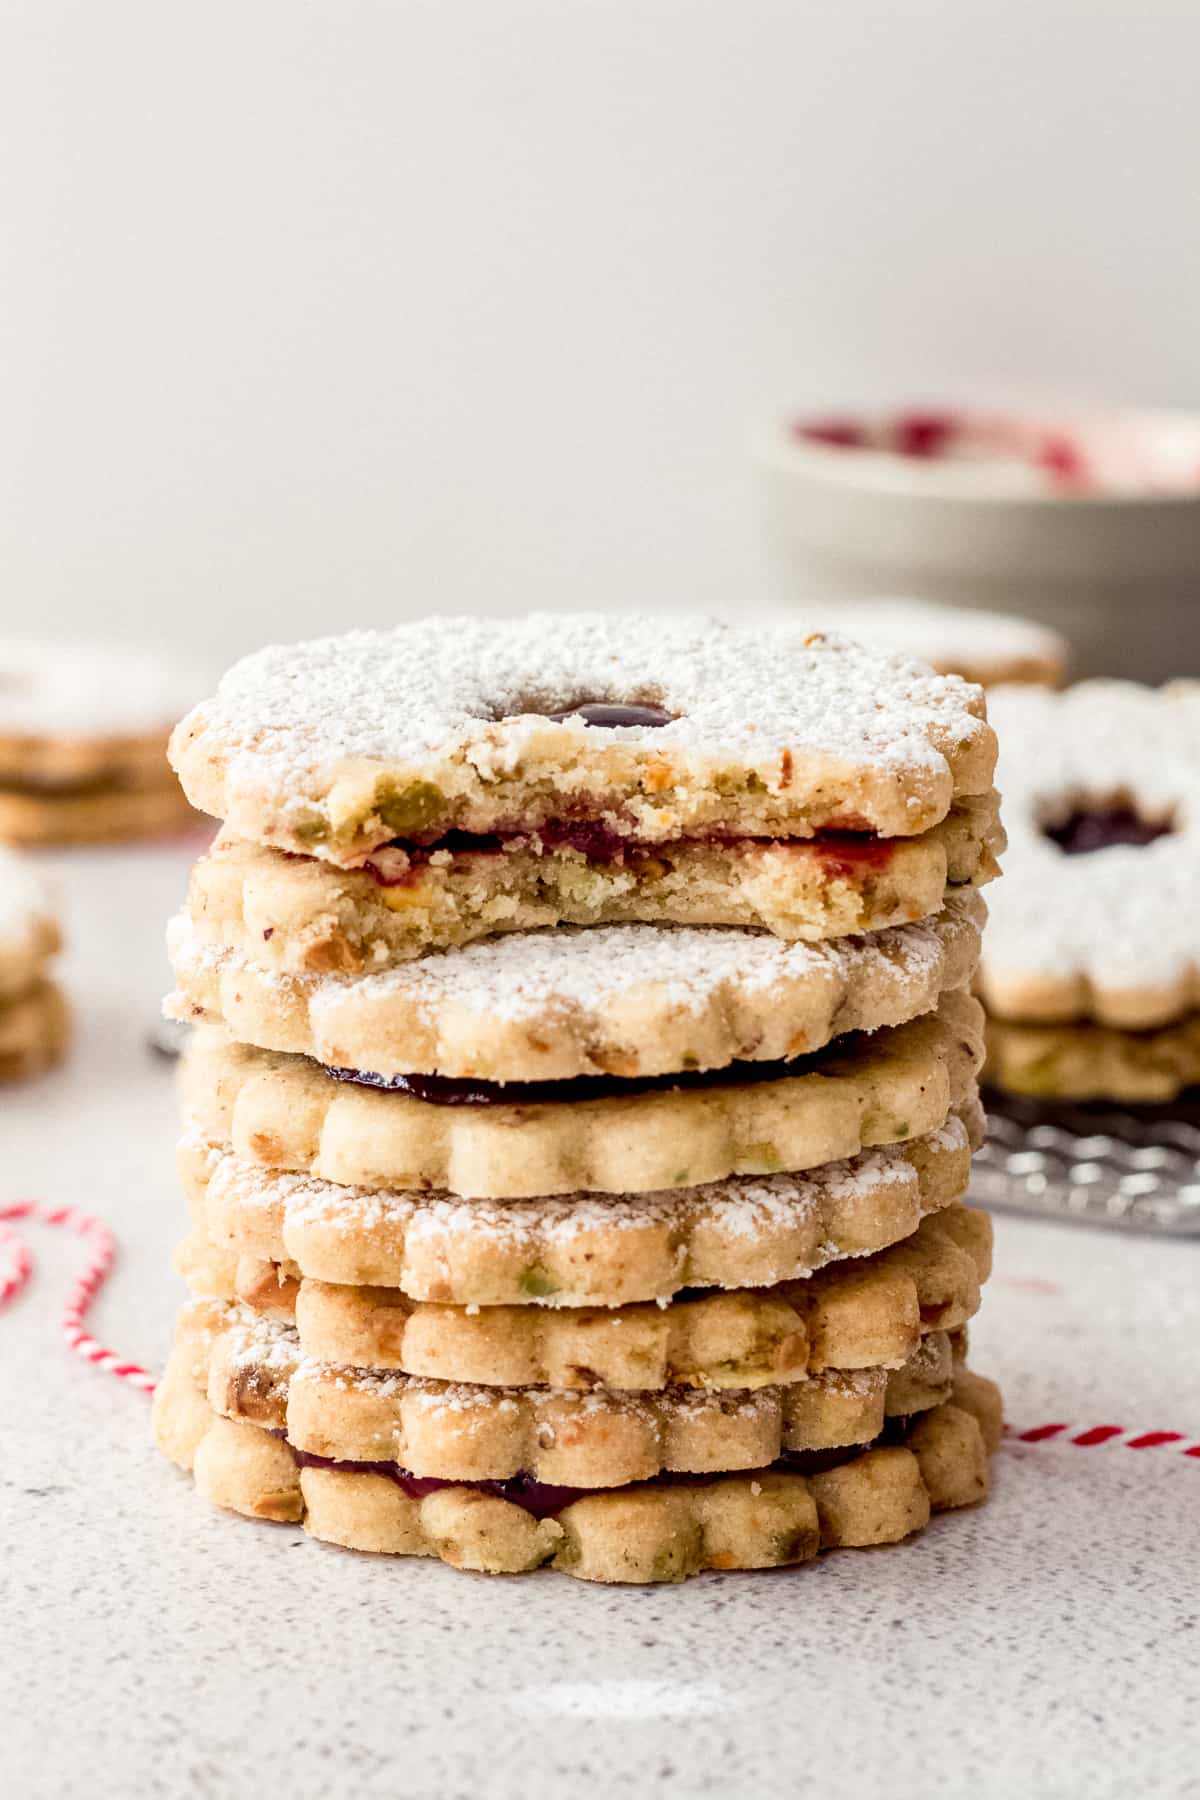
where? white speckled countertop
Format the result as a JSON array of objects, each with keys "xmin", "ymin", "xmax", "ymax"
[{"xmin": 4, "ymin": 844, "xmax": 1198, "ymax": 1800}]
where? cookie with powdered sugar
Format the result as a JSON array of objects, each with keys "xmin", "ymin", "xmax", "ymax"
[
  {"xmin": 0, "ymin": 639, "xmax": 204, "ymax": 844},
  {"xmin": 778, "ymin": 599, "xmax": 1067, "ymax": 689},
  {"xmin": 178, "ymin": 1106, "xmax": 981, "ymax": 1306},
  {"xmin": 177, "ymin": 1202, "xmax": 990, "ymax": 1393},
  {"xmin": 168, "ymin": 614, "xmax": 996, "ymax": 867},
  {"xmin": 179, "ymin": 990, "xmax": 984, "ymax": 1199},
  {"xmin": 165, "ymin": 893, "xmax": 985, "ymax": 1082},
  {"xmin": 0, "ymin": 638, "xmax": 203, "ymax": 784},
  {"xmin": 153, "ymin": 1333, "xmax": 1000, "ymax": 1581},
  {"xmin": 183, "ymin": 791, "xmax": 1003, "ymax": 974},
  {"xmin": 979, "ymin": 682, "xmax": 1200, "ymax": 1031},
  {"xmin": 172, "ymin": 1296, "xmax": 961, "ymax": 1486}
]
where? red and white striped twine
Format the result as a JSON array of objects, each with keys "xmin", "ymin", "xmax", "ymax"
[
  {"xmin": 1012, "ymin": 1421, "xmax": 1200, "ymax": 1458},
  {"xmin": 0, "ymin": 1200, "xmax": 156, "ymax": 1393}
]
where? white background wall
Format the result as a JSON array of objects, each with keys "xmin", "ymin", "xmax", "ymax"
[{"xmin": 4, "ymin": 0, "xmax": 1199, "ymax": 666}]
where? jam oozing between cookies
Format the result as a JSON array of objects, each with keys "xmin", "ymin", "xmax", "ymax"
[
  {"xmin": 1042, "ymin": 807, "xmax": 1174, "ymax": 855},
  {"xmin": 323, "ymin": 1033, "xmax": 854, "ymax": 1105},
  {"xmin": 361, "ymin": 823, "xmax": 895, "ymax": 884},
  {"xmin": 290, "ymin": 1439, "xmax": 882, "ymax": 1516}
]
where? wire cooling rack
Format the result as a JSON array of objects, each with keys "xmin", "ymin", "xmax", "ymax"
[{"xmin": 973, "ymin": 1092, "xmax": 1200, "ymax": 1236}]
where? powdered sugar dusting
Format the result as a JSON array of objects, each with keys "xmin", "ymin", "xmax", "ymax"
[
  {"xmin": 169, "ymin": 896, "xmax": 982, "ymax": 1024},
  {"xmin": 174, "ymin": 613, "xmax": 987, "ymax": 797},
  {"xmin": 194, "ymin": 1110, "xmax": 970, "ymax": 1286}
]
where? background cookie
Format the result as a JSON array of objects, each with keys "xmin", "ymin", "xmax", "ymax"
[
  {"xmin": 0, "ymin": 638, "xmax": 206, "ymax": 846},
  {"xmin": 771, "ymin": 599, "xmax": 1068, "ymax": 688}
]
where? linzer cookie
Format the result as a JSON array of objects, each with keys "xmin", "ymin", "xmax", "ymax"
[
  {"xmin": 178, "ymin": 1108, "xmax": 980, "ymax": 1306},
  {"xmin": 153, "ymin": 1325, "xmax": 1001, "ymax": 1582},
  {"xmin": 171, "ymin": 1297, "xmax": 963, "ymax": 1480},
  {"xmin": 168, "ymin": 614, "xmax": 996, "ymax": 866},
  {"xmin": 179, "ymin": 990, "xmax": 985, "ymax": 1197},
  {"xmin": 176, "ymin": 1203, "xmax": 991, "ymax": 1390},
  {"xmin": 165, "ymin": 892, "xmax": 985, "ymax": 1081},
  {"xmin": 0, "ymin": 639, "xmax": 204, "ymax": 845},
  {"xmin": 0, "ymin": 849, "xmax": 68, "ymax": 1079},
  {"xmin": 182, "ymin": 793, "xmax": 1002, "ymax": 970},
  {"xmin": 978, "ymin": 680, "xmax": 1200, "ymax": 1099}
]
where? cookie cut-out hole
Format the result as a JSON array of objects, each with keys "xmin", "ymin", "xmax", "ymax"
[
  {"xmin": 545, "ymin": 700, "xmax": 675, "ymax": 729},
  {"xmin": 1042, "ymin": 807, "xmax": 1175, "ymax": 856},
  {"xmin": 496, "ymin": 692, "xmax": 676, "ymax": 728}
]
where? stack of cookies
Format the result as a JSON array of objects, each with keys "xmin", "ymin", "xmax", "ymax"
[
  {"xmin": 154, "ymin": 615, "xmax": 1006, "ymax": 1584},
  {"xmin": 0, "ymin": 848, "xmax": 68, "ymax": 1081},
  {"xmin": 979, "ymin": 680, "xmax": 1200, "ymax": 1102},
  {"xmin": 0, "ymin": 640, "xmax": 201, "ymax": 845}
]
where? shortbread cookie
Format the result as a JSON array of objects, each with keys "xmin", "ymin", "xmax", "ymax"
[
  {"xmin": 166, "ymin": 893, "xmax": 985, "ymax": 1082},
  {"xmin": 179, "ymin": 1106, "xmax": 981, "ymax": 1305},
  {"xmin": 178, "ymin": 1203, "xmax": 991, "ymax": 1391},
  {"xmin": 179, "ymin": 990, "xmax": 984, "ymax": 1198},
  {"xmin": 0, "ymin": 638, "xmax": 203, "ymax": 787},
  {"xmin": 0, "ymin": 980, "xmax": 70, "ymax": 1081},
  {"xmin": 172, "ymin": 1296, "xmax": 963, "ymax": 1482},
  {"xmin": 779, "ymin": 599, "xmax": 1067, "ymax": 689},
  {"xmin": 984, "ymin": 1012, "xmax": 1200, "ymax": 1103},
  {"xmin": 0, "ymin": 849, "xmax": 61, "ymax": 1001},
  {"xmin": 977, "ymin": 682, "xmax": 1200, "ymax": 1030},
  {"xmin": 183, "ymin": 794, "xmax": 1003, "ymax": 972},
  {"xmin": 154, "ymin": 1352, "xmax": 1000, "ymax": 1581},
  {"xmin": 169, "ymin": 615, "xmax": 996, "ymax": 867},
  {"xmin": 0, "ymin": 778, "xmax": 199, "ymax": 848}
]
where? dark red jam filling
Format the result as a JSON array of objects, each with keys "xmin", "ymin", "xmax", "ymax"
[
  {"xmin": 324, "ymin": 1033, "xmax": 854, "ymax": 1106},
  {"xmin": 542, "ymin": 701, "xmax": 675, "ymax": 729},
  {"xmin": 290, "ymin": 1436, "xmax": 887, "ymax": 1517},
  {"xmin": 1042, "ymin": 807, "xmax": 1173, "ymax": 856},
  {"xmin": 362, "ymin": 823, "xmax": 895, "ymax": 881}
]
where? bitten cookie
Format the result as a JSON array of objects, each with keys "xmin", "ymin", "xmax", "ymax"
[
  {"xmin": 169, "ymin": 614, "xmax": 996, "ymax": 866},
  {"xmin": 181, "ymin": 792, "xmax": 1002, "ymax": 971}
]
